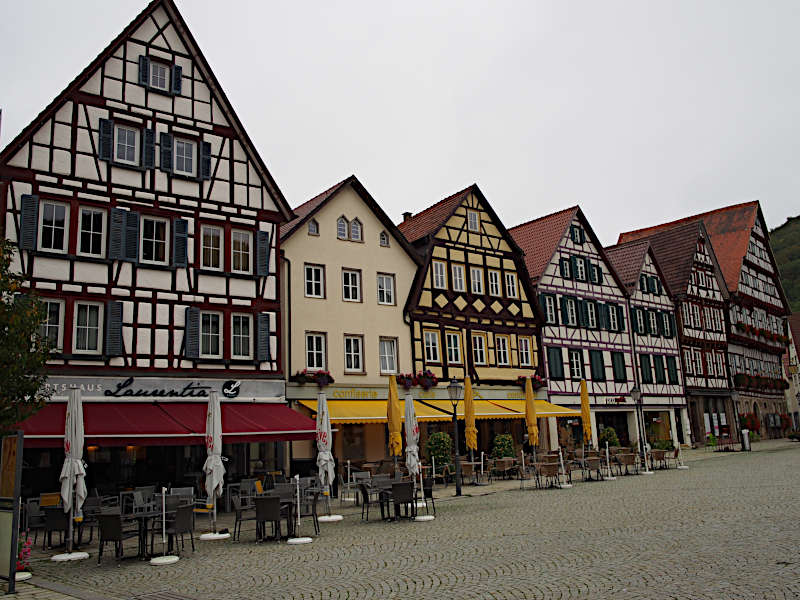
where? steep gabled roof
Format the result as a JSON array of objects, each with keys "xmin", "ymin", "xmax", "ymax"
[
  {"xmin": 508, "ymin": 207, "xmax": 578, "ymax": 283},
  {"xmin": 397, "ymin": 185, "xmax": 474, "ymax": 244},
  {"xmin": 0, "ymin": 0, "xmax": 294, "ymax": 222},
  {"xmin": 280, "ymin": 175, "xmax": 423, "ymax": 266},
  {"xmin": 605, "ymin": 239, "xmax": 674, "ymax": 297}
]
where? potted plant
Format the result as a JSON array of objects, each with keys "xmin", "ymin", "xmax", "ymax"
[
  {"xmin": 15, "ymin": 533, "xmax": 32, "ymax": 581},
  {"xmin": 516, "ymin": 374, "xmax": 546, "ymax": 390},
  {"xmin": 416, "ymin": 370, "xmax": 438, "ymax": 391},
  {"xmin": 598, "ymin": 426, "xmax": 620, "ymax": 448},
  {"xmin": 397, "ymin": 373, "xmax": 416, "ymax": 390},
  {"xmin": 491, "ymin": 433, "xmax": 515, "ymax": 458},
  {"xmin": 425, "ymin": 431, "xmax": 453, "ymax": 475}
]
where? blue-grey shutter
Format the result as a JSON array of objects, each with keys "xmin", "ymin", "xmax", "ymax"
[
  {"xmin": 656, "ymin": 279, "xmax": 663, "ymax": 295},
  {"xmin": 171, "ymin": 64, "xmax": 182, "ymax": 95},
  {"xmin": 184, "ymin": 307, "xmax": 199, "ymax": 359},
  {"xmin": 108, "ymin": 207, "xmax": 126, "ymax": 260},
  {"xmin": 200, "ymin": 141, "xmax": 212, "ymax": 180},
  {"xmin": 577, "ymin": 300, "xmax": 588, "ymax": 327},
  {"xmin": 256, "ymin": 230, "xmax": 270, "ymax": 277},
  {"xmin": 98, "ymin": 119, "xmax": 113, "ymax": 162},
  {"xmin": 141, "ymin": 129, "xmax": 155, "ymax": 169},
  {"xmin": 570, "ymin": 256, "xmax": 579, "ymax": 280},
  {"xmin": 19, "ymin": 194, "xmax": 39, "ymax": 250},
  {"xmin": 559, "ymin": 258, "xmax": 568, "ymax": 278},
  {"xmin": 124, "ymin": 211, "xmax": 139, "ymax": 262},
  {"xmin": 172, "ymin": 218, "xmax": 188, "ymax": 267},
  {"xmin": 257, "ymin": 313, "xmax": 271, "ymax": 362},
  {"xmin": 669, "ymin": 313, "xmax": 677, "ymax": 338},
  {"xmin": 138, "ymin": 56, "xmax": 150, "ymax": 87},
  {"xmin": 617, "ymin": 305, "xmax": 626, "ymax": 332},
  {"xmin": 579, "ymin": 228, "xmax": 586, "ymax": 244},
  {"xmin": 547, "ymin": 347, "xmax": 564, "ymax": 380},
  {"xmin": 160, "ymin": 133, "xmax": 173, "ymax": 173},
  {"xmin": 595, "ymin": 265, "xmax": 603, "ymax": 284},
  {"xmin": 105, "ymin": 301, "xmax": 123, "ymax": 356},
  {"xmin": 598, "ymin": 303, "xmax": 610, "ymax": 329},
  {"xmin": 559, "ymin": 296, "xmax": 569, "ymax": 324}
]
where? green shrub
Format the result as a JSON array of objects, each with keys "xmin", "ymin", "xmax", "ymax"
[
  {"xmin": 652, "ymin": 439, "xmax": 674, "ymax": 451},
  {"xmin": 597, "ymin": 427, "xmax": 620, "ymax": 448},
  {"xmin": 749, "ymin": 432, "xmax": 761, "ymax": 443},
  {"xmin": 425, "ymin": 431, "xmax": 452, "ymax": 470},
  {"xmin": 706, "ymin": 433, "xmax": 717, "ymax": 446},
  {"xmin": 491, "ymin": 433, "xmax": 514, "ymax": 458}
]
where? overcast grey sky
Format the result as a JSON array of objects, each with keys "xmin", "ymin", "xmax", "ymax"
[{"xmin": 2, "ymin": 1, "xmax": 798, "ymax": 244}]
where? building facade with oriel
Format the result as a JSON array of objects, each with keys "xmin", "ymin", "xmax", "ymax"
[
  {"xmin": 510, "ymin": 207, "xmax": 641, "ymax": 449},
  {"xmin": 606, "ymin": 240, "xmax": 689, "ymax": 447},
  {"xmin": 1, "ymin": 0, "xmax": 317, "ymax": 495}
]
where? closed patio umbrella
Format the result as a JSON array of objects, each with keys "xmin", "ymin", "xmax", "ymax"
[
  {"xmin": 580, "ymin": 379, "xmax": 592, "ymax": 446},
  {"xmin": 404, "ymin": 392, "xmax": 420, "ymax": 477},
  {"xmin": 202, "ymin": 390, "xmax": 226, "ymax": 537},
  {"xmin": 464, "ymin": 376, "xmax": 477, "ymax": 453},
  {"xmin": 525, "ymin": 376, "xmax": 539, "ymax": 448},
  {"xmin": 55, "ymin": 386, "xmax": 87, "ymax": 560},
  {"xmin": 316, "ymin": 390, "xmax": 335, "ymax": 490},
  {"xmin": 387, "ymin": 375, "xmax": 403, "ymax": 458}
]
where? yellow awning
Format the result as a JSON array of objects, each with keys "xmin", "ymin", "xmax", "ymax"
[{"xmin": 298, "ymin": 398, "xmax": 578, "ymax": 424}]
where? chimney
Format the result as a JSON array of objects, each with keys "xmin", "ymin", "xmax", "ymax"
[{"xmin": 402, "ymin": 212, "xmax": 413, "ymax": 222}]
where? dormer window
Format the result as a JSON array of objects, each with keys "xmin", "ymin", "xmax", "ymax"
[
  {"xmin": 150, "ymin": 62, "xmax": 169, "ymax": 91},
  {"xmin": 379, "ymin": 231, "xmax": 389, "ymax": 247},
  {"xmin": 350, "ymin": 219, "xmax": 362, "ymax": 242},
  {"xmin": 337, "ymin": 217, "xmax": 348, "ymax": 240},
  {"xmin": 308, "ymin": 219, "xmax": 319, "ymax": 236}
]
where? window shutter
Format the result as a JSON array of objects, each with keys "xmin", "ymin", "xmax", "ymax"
[
  {"xmin": 570, "ymin": 256, "xmax": 579, "ymax": 279},
  {"xmin": 595, "ymin": 265, "xmax": 603, "ymax": 284},
  {"xmin": 666, "ymin": 356, "xmax": 678, "ymax": 384},
  {"xmin": 160, "ymin": 133, "xmax": 173, "ymax": 173},
  {"xmin": 200, "ymin": 141, "xmax": 212, "ymax": 180},
  {"xmin": 577, "ymin": 300, "xmax": 588, "ymax": 327},
  {"xmin": 617, "ymin": 305, "xmax": 626, "ymax": 332},
  {"xmin": 559, "ymin": 258, "xmax": 568, "ymax": 278},
  {"xmin": 172, "ymin": 218, "xmax": 188, "ymax": 267},
  {"xmin": 124, "ymin": 211, "xmax": 139, "ymax": 262},
  {"xmin": 171, "ymin": 64, "xmax": 183, "ymax": 95},
  {"xmin": 184, "ymin": 307, "xmax": 199, "ymax": 358},
  {"xmin": 656, "ymin": 279, "xmax": 663, "ymax": 295},
  {"xmin": 669, "ymin": 313, "xmax": 677, "ymax": 338},
  {"xmin": 560, "ymin": 296, "xmax": 569, "ymax": 324},
  {"xmin": 257, "ymin": 313, "xmax": 271, "ymax": 362},
  {"xmin": 585, "ymin": 259, "xmax": 592, "ymax": 282},
  {"xmin": 641, "ymin": 354, "xmax": 652, "ymax": 384},
  {"xmin": 656, "ymin": 311, "xmax": 665, "ymax": 336},
  {"xmin": 256, "ymin": 230, "xmax": 270, "ymax": 277},
  {"xmin": 639, "ymin": 275, "xmax": 646, "ymax": 292},
  {"xmin": 19, "ymin": 194, "xmax": 39, "ymax": 250},
  {"xmin": 538, "ymin": 293, "xmax": 548, "ymax": 316},
  {"xmin": 579, "ymin": 228, "xmax": 586, "ymax": 244},
  {"xmin": 631, "ymin": 308, "xmax": 640, "ymax": 334},
  {"xmin": 598, "ymin": 303, "xmax": 610, "ymax": 329},
  {"xmin": 98, "ymin": 118, "xmax": 113, "ymax": 162},
  {"xmin": 138, "ymin": 55, "xmax": 150, "ymax": 87},
  {"xmin": 547, "ymin": 347, "xmax": 564, "ymax": 380},
  {"xmin": 108, "ymin": 207, "xmax": 126, "ymax": 260},
  {"xmin": 105, "ymin": 301, "xmax": 123, "ymax": 356},
  {"xmin": 141, "ymin": 129, "xmax": 155, "ymax": 169}
]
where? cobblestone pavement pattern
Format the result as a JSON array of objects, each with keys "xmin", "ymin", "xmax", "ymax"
[{"xmin": 18, "ymin": 441, "xmax": 800, "ymax": 599}]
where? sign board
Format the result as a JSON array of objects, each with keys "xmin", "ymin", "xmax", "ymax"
[
  {"xmin": 0, "ymin": 432, "xmax": 23, "ymax": 593},
  {"xmin": 287, "ymin": 383, "xmax": 547, "ymax": 402}
]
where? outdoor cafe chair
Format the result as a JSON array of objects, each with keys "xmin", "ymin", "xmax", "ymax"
[
  {"xmin": 666, "ymin": 447, "xmax": 681, "ymax": 469},
  {"xmin": 165, "ymin": 504, "xmax": 195, "ymax": 554},
  {"xmin": 420, "ymin": 478, "xmax": 436, "ymax": 516},
  {"xmin": 389, "ymin": 482, "xmax": 415, "ymax": 520},
  {"xmin": 231, "ymin": 496, "xmax": 256, "ymax": 541},
  {"xmin": 300, "ymin": 491, "xmax": 321, "ymax": 535},
  {"xmin": 537, "ymin": 462, "xmax": 560, "ymax": 489},
  {"xmin": 42, "ymin": 506, "xmax": 67, "ymax": 550},
  {"xmin": 650, "ymin": 448, "xmax": 668, "ymax": 470},
  {"xmin": 583, "ymin": 456, "xmax": 604, "ymax": 481},
  {"xmin": 617, "ymin": 453, "xmax": 639, "ymax": 476},
  {"xmin": 357, "ymin": 483, "xmax": 385, "ymax": 522},
  {"xmin": 97, "ymin": 513, "xmax": 138, "ymax": 564},
  {"xmin": 255, "ymin": 496, "xmax": 283, "ymax": 542},
  {"xmin": 24, "ymin": 499, "xmax": 45, "ymax": 546}
]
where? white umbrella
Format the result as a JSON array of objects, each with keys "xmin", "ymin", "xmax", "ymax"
[
  {"xmin": 53, "ymin": 386, "xmax": 88, "ymax": 561},
  {"xmin": 404, "ymin": 393, "xmax": 420, "ymax": 478},
  {"xmin": 201, "ymin": 391, "xmax": 227, "ymax": 539},
  {"xmin": 315, "ymin": 391, "xmax": 341, "ymax": 523}
]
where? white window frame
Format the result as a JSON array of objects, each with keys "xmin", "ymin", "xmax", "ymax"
[
  {"xmin": 445, "ymin": 332, "xmax": 462, "ymax": 364},
  {"xmin": 350, "ymin": 219, "xmax": 363, "ymax": 242},
  {"xmin": 39, "ymin": 299, "xmax": 65, "ymax": 351},
  {"xmin": 569, "ymin": 349, "xmax": 583, "ymax": 379},
  {"xmin": 544, "ymin": 296, "xmax": 557, "ymax": 324},
  {"xmin": 692, "ymin": 304, "xmax": 701, "ymax": 328},
  {"xmin": 150, "ymin": 62, "xmax": 169, "ymax": 91},
  {"xmin": 683, "ymin": 349, "xmax": 694, "ymax": 375},
  {"xmin": 488, "ymin": 270, "xmax": 501, "ymax": 296},
  {"xmin": 344, "ymin": 335, "xmax": 364, "ymax": 372},
  {"xmin": 173, "ymin": 138, "xmax": 197, "ymax": 177},
  {"xmin": 199, "ymin": 311, "xmax": 222, "ymax": 359},
  {"xmin": 472, "ymin": 333, "xmax": 487, "ymax": 365},
  {"xmin": 305, "ymin": 333, "xmax": 326, "ymax": 370},
  {"xmin": 574, "ymin": 258, "xmax": 586, "ymax": 281},
  {"xmin": 379, "ymin": 231, "xmax": 389, "ymax": 247},
  {"xmin": 424, "ymin": 331, "xmax": 440, "ymax": 363},
  {"xmin": 113, "ymin": 124, "xmax": 139, "ymax": 166},
  {"xmin": 201, "ymin": 224, "xmax": 224, "ymax": 271},
  {"xmin": 140, "ymin": 216, "xmax": 169, "ymax": 266},
  {"xmin": 609, "ymin": 306, "xmax": 619, "ymax": 331},
  {"xmin": 649, "ymin": 312, "xmax": 658, "ymax": 335},
  {"xmin": 714, "ymin": 352, "xmax": 725, "ymax": 377},
  {"xmin": 38, "ymin": 200, "xmax": 70, "ymax": 254},
  {"xmin": 587, "ymin": 302, "xmax": 597, "ymax": 329},
  {"xmin": 470, "ymin": 267, "xmax": 484, "ymax": 294},
  {"xmin": 636, "ymin": 309, "xmax": 645, "ymax": 333},
  {"xmin": 379, "ymin": 338, "xmax": 398, "ymax": 374},
  {"xmin": 693, "ymin": 349, "xmax": 704, "ymax": 375},
  {"xmin": 231, "ymin": 313, "xmax": 252, "ymax": 360},
  {"xmin": 518, "ymin": 336, "xmax": 532, "ymax": 367},
  {"xmin": 337, "ymin": 217, "xmax": 348, "ymax": 240},
  {"xmin": 73, "ymin": 301, "xmax": 104, "ymax": 355},
  {"xmin": 342, "ymin": 269, "xmax": 362, "ymax": 302},
  {"xmin": 505, "ymin": 273, "xmax": 518, "ymax": 298},
  {"xmin": 662, "ymin": 313, "xmax": 671, "ymax": 337},
  {"xmin": 308, "ymin": 219, "xmax": 319, "ymax": 236},
  {"xmin": 304, "ymin": 264, "xmax": 324, "ymax": 299},
  {"xmin": 231, "ymin": 230, "xmax": 252, "ymax": 274},
  {"xmin": 566, "ymin": 298, "xmax": 578, "ymax": 327},
  {"xmin": 495, "ymin": 335, "xmax": 510, "ymax": 366},
  {"xmin": 77, "ymin": 206, "xmax": 106, "ymax": 258},
  {"xmin": 377, "ymin": 273, "xmax": 395, "ymax": 305},
  {"xmin": 451, "ymin": 264, "xmax": 465, "ymax": 292},
  {"xmin": 432, "ymin": 261, "xmax": 447, "ymax": 290},
  {"xmin": 467, "ymin": 210, "xmax": 480, "ymax": 232}
]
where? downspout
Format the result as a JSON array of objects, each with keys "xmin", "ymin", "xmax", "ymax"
[
  {"xmin": 281, "ymin": 250, "xmax": 293, "ymax": 473},
  {"xmin": 625, "ymin": 294, "xmax": 646, "ymax": 454}
]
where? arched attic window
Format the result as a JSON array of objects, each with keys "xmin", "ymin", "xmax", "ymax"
[
  {"xmin": 350, "ymin": 219, "xmax": 362, "ymax": 242},
  {"xmin": 337, "ymin": 217, "xmax": 348, "ymax": 240},
  {"xmin": 379, "ymin": 231, "xmax": 390, "ymax": 247},
  {"xmin": 308, "ymin": 219, "xmax": 319, "ymax": 235}
]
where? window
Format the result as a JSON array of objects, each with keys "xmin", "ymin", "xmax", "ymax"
[
  {"xmin": 304, "ymin": 264, "xmax": 324, "ymax": 298},
  {"xmin": 451, "ymin": 264, "xmax": 465, "ymax": 292},
  {"xmin": 574, "ymin": 257, "xmax": 586, "ymax": 281},
  {"xmin": 350, "ymin": 219, "xmax": 362, "ymax": 242},
  {"xmin": 589, "ymin": 263, "xmax": 602, "ymax": 284},
  {"xmin": 609, "ymin": 305, "xmax": 619, "ymax": 331},
  {"xmin": 231, "ymin": 230, "xmax": 252, "ymax": 274},
  {"xmin": 74, "ymin": 302, "xmax": 103, "ymax": 354},
  {"xmin": 587, "ymin": 302, "xmax": 597, "ymax": 329},
  {"xmin": 468, "ymin": 210, "xmax": 480, "ymax": 232},
  {"xmin": 692, "ymin": 349, "xmax": 703, "ymax": 375},
  {"xmin": 199, "ymin": 312, "xmax": 221, "ymax": 358},
  {"xmin": 308, "ymin": 219, "xmax": 319, "ymax": 236},
  {"xmin": 150, "ymin": 62, "xmax": 169, "ymax": 91},
  {"xmin": 570, "ymin": 225, "xmax": 584, "ymax": 244},
  {"xmin": 379, "ymin": 231, "xmax": 389, "ymax": 247},
  {"xmin": 640, "ymin": 354, "xmax": 654, "ymax": 384},
  {"xmin": 505, "ymin": 273, "xmax": 518, "ymax": 298},
  {"xmin": 231, "ymin": 314, "xmax": 252, "ymax": 359},
  {"xmin": 683, "ymin": 349, "xmax": 693, "ymax": 375},
  {"xmin": 379, "ymin": 338, "xmax": 398, "ymax": 374},
  {"xmin": 654, "ymin": 355, "xmax": 666, "ymax": 384},
  {"xmin": 639, "ymin": 275, "xmax": 648, "ymax": 293},
  {"xmin": 377, "ymin": 274, "xmax": 395, "ymax": 305},
  {"xmin": 141, "ymin": 216, "xmax": 168, "ymax": 265},
  {"xmin": 569, "ymin": 349, "xmax": 583, "ymax": 380},
  {"xmin": 488, "ymin": 270, "xmax": 501, "ymax": 296},
  {"xmin": 565, "ymin": 298, "xmax": 578, "ymax": 327},
  {"xmin": 692, "ymin": 304, "xmax": 701, "ymax": 328},
  {"xmin": 432, "ymin": 261, "xmax": 447, "ymax": 289},
  {"xmin": 201, "ymin": 225, "xmax": 223, "ymax": 270},
  {"xmin": 648, "ymin": 311, "xmax": 659, "ymax": 336},
  {"xmin": 344, "ymin": 335, "xmax": 363, "ymax": 372},
  {"xmin": 666, "ymin": 356, "xmax": 679, "ymax": 384},
  {"xmin": 547, "ymin": 347, "xmax": 564, "ymax": 380},
  {"xmin": 342, "ymin": 269, "xmax": 361, "ymax": 302},
  {"xmin": 472, "ymin": 333, "xmax": 487, "ymax": 365},
  {"xmin": 713, "ymin": 309, "xmax": 723, "ymax": 332},
  {"xmin": 636, "ymin": 309, "xmax": 645, "ymax": 334},
  {"xmin": 114, "ymin": 125, "xmax": 138, "ymax": 166},
  {"xmin": 39, "ymin": 300, "xmax": 64, "ymax": 351},
  {"xmin": 612, "ymin": 352, "xmax": 626, "ymax": 383},
  {"xmin": 445, "ymin": 332, "xmax": 462, "ymax": 364},
  {"xmin": 174, "ymin": 138, "xmax": 196, "ymax": 176},
  {"xmin": 495, "ymin": 335, "xmax": 510, "ymax": 366},
  {"xmin": 662, "ymin": 313, "xmax": 672, "ymax": 337},
  {"xmin": 306, "ymin": 333, "xmax": 325, "ymax": 370},
  {"xmin": 518, "ymin": 336, "xmax": 532, "ymax": 367},
  {"xmin": 560, "ymin": 258, "xmax": 571, "ymax": 279},
  {"xmin": 424, "ymin": 331, "xmax": 440, "ymax": 363},
  {"xmin": 714, "ymin": 352, "xmax": 725, "ymax": 377},
  {"xmin": 39, "ymin": 200, "xmax": 69, "ymax": 253},
  {"xmin": 543, "ymin": 295, "xmax": 557, "ymax": 324},
  {"xmin": 470, "ymin": 268, "xmax": 484, "ymax": 294},
  {"xmin": 337, "ymin": 218, "xmax": 348, "ymax": 240},
  {"xmin": 71, "ymin": 207, "xmax": 104, "ymax": 258},
  {"xmin": 589, "ymin": 350, "xmax": 605, "ymax": 381}
]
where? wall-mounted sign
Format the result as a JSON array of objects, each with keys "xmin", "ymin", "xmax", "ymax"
[{"xmin": 41, "ymin": 377, "xmax": 282, "ymax": 401}]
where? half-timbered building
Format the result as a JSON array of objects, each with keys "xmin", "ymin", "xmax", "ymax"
[
  {"xmin": 618, "ymin": 222, "xmax": 734, "ymax": 445},
  {"xmin": 510, "ymin": 207, "xmax": 639, "ymax": 448},
  {"xmin": 1, "ymin": 0, "xmax": 316, "ymax": 494},
  {"xmin": 621, "ymin": 201, "xmax": 791, "ymax": 440},
  {"xmin": 606, "ymin": 240, "xmax": 689, "ymax": 447}
]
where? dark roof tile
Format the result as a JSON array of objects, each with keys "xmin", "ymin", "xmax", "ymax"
[{"xmin": 508, "ymin": 207, "xmax": 578, "ymax": 283}]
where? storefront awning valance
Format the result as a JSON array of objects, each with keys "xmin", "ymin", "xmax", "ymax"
[
  {"xmin": 19, "ymin": 401, "xmax": 316, "ymax": 447},
  {"xmin": 487, "ymin": 399, "xmax": 581, "ymax": 418}
]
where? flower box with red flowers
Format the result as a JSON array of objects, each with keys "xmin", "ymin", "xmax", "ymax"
[
  {"xmin": 516, "ymin": 374, "xmax": 546, "ymax": 390},
  {"xmin": 291, "ymin": 369, "xmax": 335, "ymax": 387}
]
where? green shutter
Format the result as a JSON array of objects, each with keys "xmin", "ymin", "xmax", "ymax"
[
  {"xmin": 666, "ymin": 356, "xmax": 678, "ymax": 384},
  {"xmin": 612, "ymin": 352, "xmax": 626, "ymax": 382},
  {"xmin": 547, "ymin": 347, "xmax": 564, "ymax": 380},
  {"xmin": 654, "ymin": 355, "xmax": 666, "ymax": 384},
  {"xmin": 617, "ymin": 305, "xmax": 626, "ymax": 332},
  {"xmin": 570, "ymin": 256, "xmax": 579, "ymax": 280},
  {"xmin": 560, "ymin": 296, "xmax": 569, "ymax": 324},
  {"xmin": 640, "ymin": 354, "xmax": 653, "ymax": 384},
  {"xmin": 590, "ymin": 350, "xmax": 605, "ymax": 381}
]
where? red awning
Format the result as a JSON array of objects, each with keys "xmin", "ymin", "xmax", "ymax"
[{"xmin": 19, "ymin": 402, "xmax": 316, "ymax": 447}]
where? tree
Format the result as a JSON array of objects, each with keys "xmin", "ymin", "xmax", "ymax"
[{"xmin": 0, "ymin": 239, "xmax": 51, "ymax": 432}]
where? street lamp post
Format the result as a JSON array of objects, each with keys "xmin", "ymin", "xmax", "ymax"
[
  {"xmin": 631, "ymin": 386, "xmax": 652, "ymax": 474},
  {"xmin": 447, "ymin": 378, "xmax": 463, "ymax": 497}
]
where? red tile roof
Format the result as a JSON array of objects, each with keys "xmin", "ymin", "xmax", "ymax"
[
  {"xmin": 618, "ymin": 201, "xmax": 759, "ymax": 294},
  {"xmin": 604, "ymin": 240, "xmax": 651, "ymax": 294},
  {"xmin": 397, "ymin": 185, "xmax": 475, "ymax": 243},
  {"xmin": 279, "ymin": 177, "xmax": 351, "ymax": 239},
  {"xmin": 508, "ymin": 207, "xmax": 578, "ymax": 283}
]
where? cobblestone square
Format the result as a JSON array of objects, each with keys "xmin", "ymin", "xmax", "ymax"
[{"xmin": 15, "ymin": 442, "xmax": 800, "ymax": 599}]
